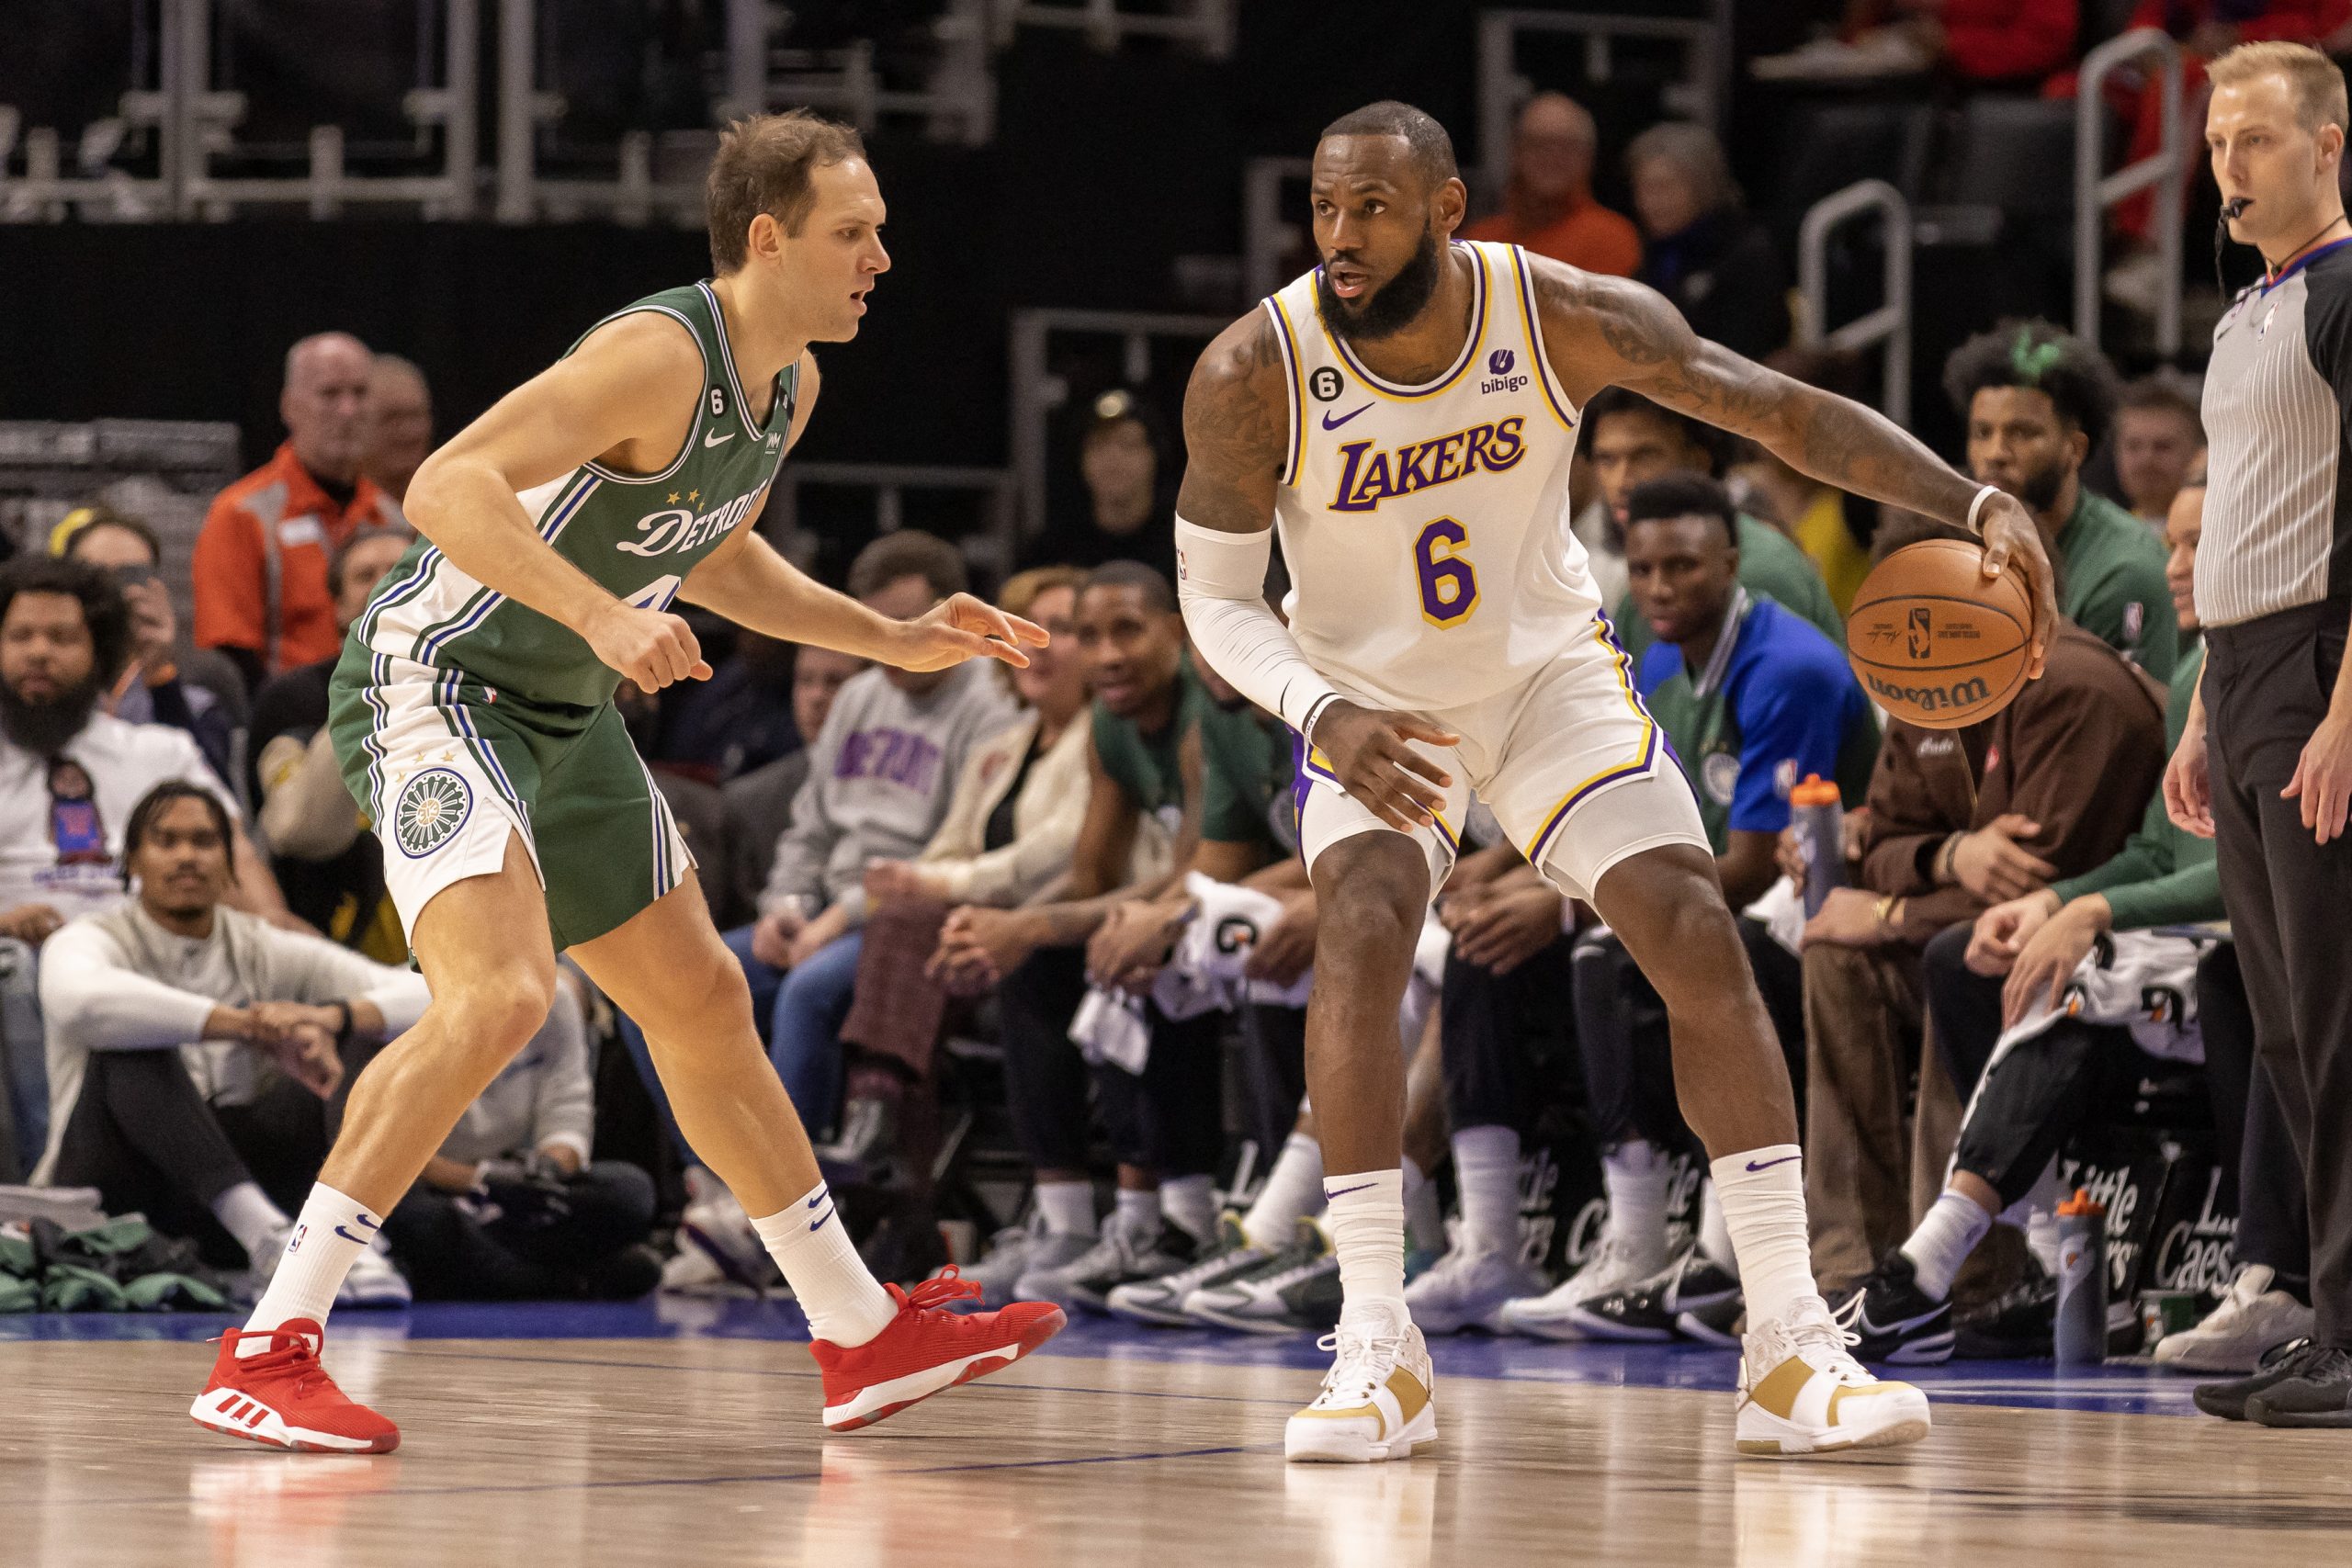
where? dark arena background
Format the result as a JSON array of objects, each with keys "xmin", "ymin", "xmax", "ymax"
[{"xmin": 2, "ymin": 3, "xmax": 2343, "ymax": 1564}]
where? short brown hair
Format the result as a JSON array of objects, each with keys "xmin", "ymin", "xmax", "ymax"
[
  {"xmin": 706, "ymin": 109, "xmax": 868, "ymax": 273},
  {"xmin": 2210, "ymin": 40, "xmax": 2349, "ymax": 133},
  {"xmin": 847, "ymin": 530, "xmax": 967, "ymax": 604},
  {"xmin": 998, "ymin": 565, "xmax": 1085, "ymax": 621}
]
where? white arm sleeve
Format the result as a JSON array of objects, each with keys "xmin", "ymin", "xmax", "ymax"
[{"xmin": 1174, "ymin": 516, "xmax": 1344, "ymax": 737}]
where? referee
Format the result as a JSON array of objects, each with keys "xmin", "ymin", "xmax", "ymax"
[{"xmin": 2169, "ymin": 40, "xmax": 2352, "ymax": 1428}]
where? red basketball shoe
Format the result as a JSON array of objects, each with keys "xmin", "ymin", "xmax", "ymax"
[
  {"xmin": 810, "ymin": 1269, "xmax": 1066, "ymax": 1431},
  {"xmin": 190, "ymin": 1320, "xmax": 401, "ymax": 1453}
]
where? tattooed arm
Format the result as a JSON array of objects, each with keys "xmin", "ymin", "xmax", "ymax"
[
  {"xmin": 1175, "ymin": 311, "xmax": 1458, "ymax": 831},
  {"xmin": 1534, "ymin": 263, "xmax": 2058, "ymax": 676}
]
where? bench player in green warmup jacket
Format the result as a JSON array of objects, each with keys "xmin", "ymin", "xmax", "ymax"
[{"xmin": 191, "ymin": 111, "xmax": 1064, "ymax": 1455}]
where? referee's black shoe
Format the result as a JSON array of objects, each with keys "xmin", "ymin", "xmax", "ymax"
[
  {"xmin": 2247, "ymin": 1345, "xmax": 2352, "ymax": 1427},
  {"xmin": 2194, "ymin": 1338, "xmax": 2322, "ymax": 1421}
]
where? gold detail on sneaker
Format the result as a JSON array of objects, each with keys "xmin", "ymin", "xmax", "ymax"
[{"xmin": 1742, "ymin": 1355, "xmax": 1815, "ymax": 1421}]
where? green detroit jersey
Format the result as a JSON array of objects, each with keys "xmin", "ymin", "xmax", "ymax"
[{"xmin": 348, "ymin": 280, "xmax": 797, "ymax": 714}]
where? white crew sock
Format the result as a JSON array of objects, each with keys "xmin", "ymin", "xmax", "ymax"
[
  {"xmin": 2025, "ymin": 1207, "xmax": 2063, "ymax": 1278},
  {"xmin": 1709, "ymin": 1145, "xmax": 1819, "ymax": 1325},
  {"xmin": 241, "ymin": 1182, "xmax": 376, "ymax": 1354},
  {"xmin": 1160, "ymin": 1174, "xmax": 1216, "ymax": 1244},
  {"xmin": 1242, "ymin": 1132, "xmax": 1325, "ymax": 1249},
  {"xmin": 1402, "ymin": 1154, "xmax": 1444, "ymax": 1255},
  {"xmin": 753, "ymin": 1182, "xmax": 898, "ymax": 1347},
  {"xmin": 1113, "ymin": 1186, "xmax": 1160, "ymax": 1239},
  {"xmin": 1602, "ymin": 1139, "xmax": 1673, "ymax": 1275},
  {"xmin": 211, "ymin": 1180, "xmax": 292, "ymax": 1264},
  {"xmin": 1451, "ymin": 1124, "xmax": 1522, "ymax": 1259},
  {"xmin": 1033, "ymin": 1178, "xmax": 1097, "ymax": 1237},
  {"xmin": 1324, "ymin": 1168, "xmax": 1407, "ymax": 1314},
  {"xmin": 1698, "ymin": 1179, "xmax": 1737, "ymax": 1276},
  {"xmin": 1901, "ymin": 1190, "xmax": 1994, "ymax": 1302}
]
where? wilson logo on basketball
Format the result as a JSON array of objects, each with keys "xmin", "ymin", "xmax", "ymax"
[{"xmin": 1860, "ymin": 671, "xmax": 1993, "ymax": 712}]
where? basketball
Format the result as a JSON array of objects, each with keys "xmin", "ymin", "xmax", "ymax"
[{"xmin": 1845, "ymin": 539, "xmax": 2033, "ymax": 728}]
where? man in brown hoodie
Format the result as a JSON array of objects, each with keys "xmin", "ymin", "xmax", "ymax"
[{"xmin": 1799, "ymin": 528, "xmax": 2169, "ymax": 1293}]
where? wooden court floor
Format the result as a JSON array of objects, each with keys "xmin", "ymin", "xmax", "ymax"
[{"xmin": 11, "ymin": 1328, "xmax": 2352, "ymax": 1567}]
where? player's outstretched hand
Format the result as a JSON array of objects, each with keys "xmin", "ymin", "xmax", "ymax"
[
  {"xmin": 891, "ymin": 593, "xmax": 1049, "ymax": 673},
  {"xmin": 586, "ymin": 603, "xmax": 711, "ymax": 694},
  {"xmin": 1313, "ymin": 700, "xmax": 1459, "ymax": 832},
  {"xmin": 1974, "ymin": 491, "xmax": 2059, "ymax": 680}
]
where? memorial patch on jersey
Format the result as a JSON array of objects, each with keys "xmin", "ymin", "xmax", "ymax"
[
  {"xmin": 392, "ymin": 767, "xmax": 473, "ymax": 858},
  {"xmin": 1328, "ymin": 417, "xmax": 1527, "ymax": 513}
]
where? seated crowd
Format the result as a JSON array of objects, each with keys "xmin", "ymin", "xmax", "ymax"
[{"xmin": 0, "ymin": 316, "xmax": 2300, "ymax": 1389}]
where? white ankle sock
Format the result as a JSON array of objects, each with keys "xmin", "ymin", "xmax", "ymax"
[
  {"xmin": 211, "ymin": 1180, "xmax": 291, "ymax": 1263},
  {"xmin": 1451, "ymin": 1124, "xmax": 1521, "ymax": 1259},
  {"xmin": 1402, "ymin": 1154, "xmax": 1444, "ymax": 1254},
  {"xmin": 1033, "ymin": 1179, "xmax": 1096, "ymax": 1237},
  {"xmin": 1113, "ymin": 1186, "xmax": 1159, "ymax": 1238},
  {"xmin": 2026, "ymin": 1207, "xmax": 2063, "ymax": 1277},
  {"xmin": 753, "ymin": 1181, "xmax": 899, "ymax": 1347},
  {"xmin": 1324, "ymin": 1168, "xmax": 1406, "ymax": 1311},
  {"xmin": 1709, "ymin": 1145, "xmax": 1818, "ymax": 1325},
  {"xmin": 1902, "ymin": 1190, "xmax": 1994, "ymax": 1302},
  {"xmin": 1243, "ymin": 1132, "xmax": 1324, "ymax": 1249},
  {"xmin": 241, "ymin": 1183, "xmax": 376, "ymax": 1354},
  {"xmin": 1602, "ymin": 1140, "xmax": 1673, "ymax": 1275},
  {"xmin": 1698, "ymin": 1180, "xmax": 1737, "ymax": 1276},
  {"xmin": 1159, "ymin": 1174, "xmax": 1216, "ymax": 1244}
]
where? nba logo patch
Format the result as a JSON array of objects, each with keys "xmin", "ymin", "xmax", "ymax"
[{"xmin": 2260, "ymin": 303, "xmax": 2278, "ymax": 337}]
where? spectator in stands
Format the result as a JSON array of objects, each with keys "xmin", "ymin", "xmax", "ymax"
[
  {"xmin": 193, "ymin": 332, "xmax": 404, "ymax": 691},
  {"xmin": 1463, "ymin": 92, "xmax": 1641, "ymax": 277},
  {"xmin": 57, "ymin": 507, "xmax": 238, "ymax": 780},
  {"xmin": 835, "ymin": 567, "xmax": 1092, "ymax": 1170},
  {"xmin": 249, "ymin": 525, "xmax": 415, "ymax": 958},
  {"xmin": 363, "ymin": 354, "xmax": 433, "ymax": 506},
  {"xmin": 733, "ymin": 532, "xmax": 1022, "ymax": 1131},
  {"xmin": 1626, "ymin": 123, "xmax": 1792, "ymax": 363},
  {"xmin": 1732, "ymin": 348, "xmax": 1879, "ymax": 615},
  {"xmin": 1023, "ymin": 390, "xmax": 1179, "ymax": 586},
  {"xmin": 30, "ymin": 782, "xmax": 416, "ymax": 1304},
  {"xmin": 721, "ymin": 642, "xmax": 865, "ymax": 930},
  {"xmin": 649, "ymin": 628, "xmax": 803, "ymax": 787},
  {"xmin": 1751, "ymin": 0, "xmax": 2079, "ymax": 89},
  {"xmin": 382, "ymin": 969, "xmax": 658, "ymax": 1302},
  {"xmin": 1578, "ymin": 387, "xmax": 1843, "ymax": 663},
  {"xmin": 1798, "ymin": 518, "xmax": 2168, "ymax": 1294},
  {"xmin": 2112, "ymin": 374, "xmax": 2207, "ymax": 530},
  {"xmin": 1947, "ymin": 320, "xmax": 2178, "ymax": 679}
]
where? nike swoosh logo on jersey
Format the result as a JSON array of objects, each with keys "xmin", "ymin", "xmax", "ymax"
[
  {"xmin": 1321, "ymin": 403, "xmax": 1373, "ymax": 430},
  {"xmin": 1745, "ymin": 1155, "xmax": 1801, "ymax": 1172},
  {"xmin": 704, "ymin": 429, "xmax": 735, "ymax": 447}
]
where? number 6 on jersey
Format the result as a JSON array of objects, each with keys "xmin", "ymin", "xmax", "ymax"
[{"xmin": 1414, "ymin": 517, "xmax": 1478, "ymax": 626}]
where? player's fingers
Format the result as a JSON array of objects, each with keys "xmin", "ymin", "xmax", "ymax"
[
  {"xmin": 689, "ymin": 659, "xmax": 713, "ymax": 682},
  {"xmin": 1387, "ymin": 742, "xmax": 1454, "ymax": 792},
  {"xmin": 1383, "ymin": 765, "xmax": 1448, "ymax": 820},
  {"xmin": 1391, "ymin": 717, "xmax": 1462, "ymax": 749}
]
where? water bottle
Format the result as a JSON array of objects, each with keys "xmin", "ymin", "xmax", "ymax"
[
  {"xmin": 1790, "ymin": 774, "xmax": 1846, "ymax": 919},
  {"xmin": 2054, "ymin": 1187, "xmax": 2109, "ymax": 1367}
]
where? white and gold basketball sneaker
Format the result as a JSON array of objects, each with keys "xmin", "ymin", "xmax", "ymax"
[
  {"xmin": 1736, "ymin": 1295, "xmax": 1931, "ymax": 1458},
  {"xmin": 1284, "ymin": 1299, "xmax": 1437, "ymax": 1463}
]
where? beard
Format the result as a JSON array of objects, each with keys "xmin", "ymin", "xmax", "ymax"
[
  {"xmin": 1317, "ymin": 228, "xmax": 1446, "ymax": 344},
  {"xmin": 0, "ymin": 672, "xmax": 100, "ymax": 756},
  {"xmin": 2012, "ymin": 453, "xmax": 2071, "ymax": 514}
]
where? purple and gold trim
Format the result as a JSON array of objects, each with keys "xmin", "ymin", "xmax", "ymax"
[
  {"xmin": 1265, "ymin": 295, "xmax": 1308, "ymax": 487},
  {"xmin": 1524, "ymin": 616, "xmax": 1659, "ymax": 865},
  {"xmin": 1317, "ymin": 242, "xmax": 1488, "ymax": 401},
  {"xmin": 1507, "ymin": 246, "xmax": 1579, "ymax": 434},
  {"xmin": 1294, "ymin": 731, "xmax": 1459, "ymax": 853}
]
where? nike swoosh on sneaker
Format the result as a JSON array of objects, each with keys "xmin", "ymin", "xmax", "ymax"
[
  {"xmin": 1321, "ymin": 403, "xmax": 1372, "ymax": 430},
  {"xmin": 1745, "ymin": 1155, "xmax": 1801, "ymax": 1172},
  {"xmin": 1851, "ymin": 1298, "xmax": 1943, "ymax": 1337},
  {"xmin": 704, "ymin": 429, "xmax": 735, "ymax": 447}
]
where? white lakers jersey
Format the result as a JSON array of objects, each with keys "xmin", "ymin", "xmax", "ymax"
[{"xmin": 1265, "ymin": 240, "xmax": 1602, "ymax": 713}]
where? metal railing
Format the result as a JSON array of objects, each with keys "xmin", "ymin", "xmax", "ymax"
[
  {"xmin": 1797, "ymin": 180, "xmax": 1913, "ymax": 425},
  {"xmin": 1007, "ymin": 307, "xmax": 1227, "ymax": 534},
  {"xmin": 2076, "ymin": 27, "xmax": 2184, "ymax": 355},
  {"xmin": 1476, "ymin": 4, "xmax": 1731, "ymax": 194},
  {"xmin": 989, "ymin": 0, "xmax": 1232, "ymax": 57},
  {"xmin": 767, "ymin": 461, "xmax": 1019, "ymax": 572}
]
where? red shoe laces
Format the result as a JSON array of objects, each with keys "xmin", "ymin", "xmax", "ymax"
[
  {"xmin": 893, "ymin": 1266, "xmax": 982, "ymax": 1314},
  {"xmin": 212, "ymin": 1325, "xmax": 332, "ymax": 1395}
]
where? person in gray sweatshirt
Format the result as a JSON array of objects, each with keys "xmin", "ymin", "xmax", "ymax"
[{"xmin": 729, "ymin": 533, "xmax": 1021, "ymax": 1139}]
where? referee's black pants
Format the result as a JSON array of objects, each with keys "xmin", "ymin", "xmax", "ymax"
[{"xmin": 2206, "ymin": 602, "xmax": 2352, "ymax": 1348}]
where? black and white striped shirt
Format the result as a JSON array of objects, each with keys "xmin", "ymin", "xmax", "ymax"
[{"xmin": 2198, "ymin": 237, "xmax": 2352, "ymax": 628}]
